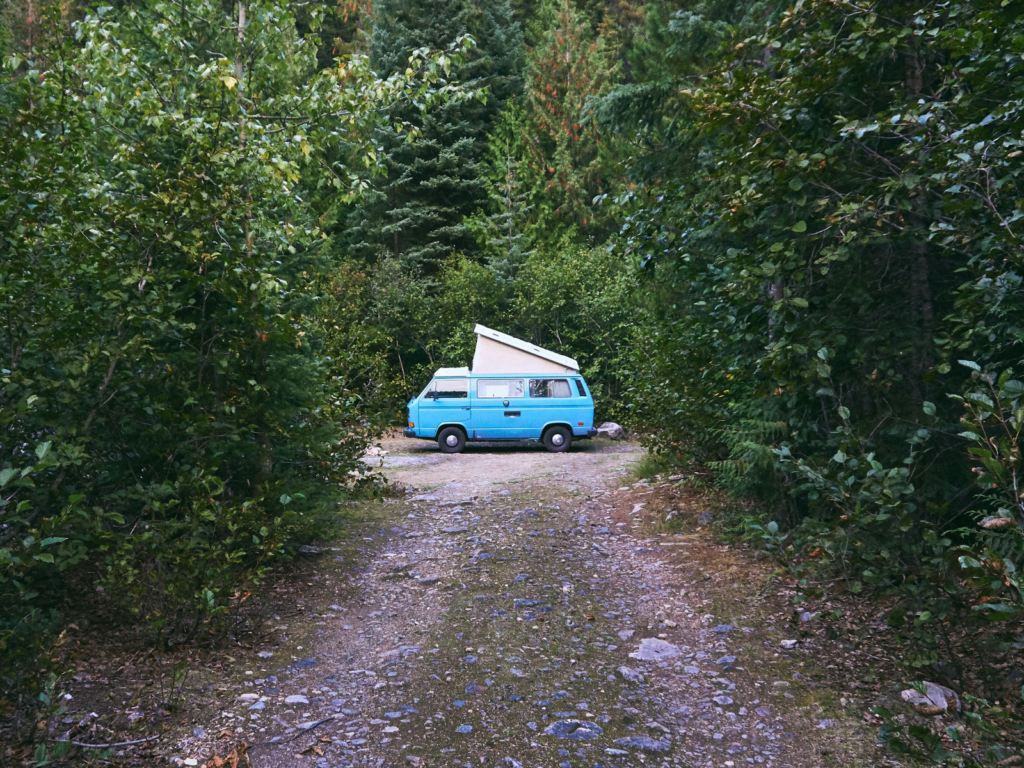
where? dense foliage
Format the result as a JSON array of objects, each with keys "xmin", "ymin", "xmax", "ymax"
[
  {"xmin": 0, "ymin": 0, "xmax": 469, "ymax": 686},
  {"xmin": 611, "ymin": 0, "xmax": 1024, "ymax": 665},
  {"xmin": 3, "ymin": 0, "xmax": 1024, "ymax": 754}
]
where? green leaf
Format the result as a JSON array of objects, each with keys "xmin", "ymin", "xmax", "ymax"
[
  {"xmin": 922, "ymin": 401, "xmax": 935, "ymax": 416},
  {"xmin": 791, "ymin": 221, "xmax": 807, "ymax": 232}
]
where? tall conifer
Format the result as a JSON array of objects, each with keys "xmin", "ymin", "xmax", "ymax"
[
  {"xmin": 522, "ymin": 0, "xmax": 618, "ymax": 235},
  {"xmin": 339, "ymin": 0, "xmax": 524, "ymax": 273}
]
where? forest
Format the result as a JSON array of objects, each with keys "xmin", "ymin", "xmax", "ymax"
[{"xmin": 2, "ymin": 0, "xmax": 1024, "ymax": 762}]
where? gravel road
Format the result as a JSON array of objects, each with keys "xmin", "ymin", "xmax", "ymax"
[{"xmin": 178, "ymin": 437, "xmax": 840, "ymax": 768}]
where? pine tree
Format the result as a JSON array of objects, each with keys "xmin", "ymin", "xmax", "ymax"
[
  {"xmin": 521, "ymin": 0, "xmax": 618, "ymax": 235},
  {"xmin": 339, "ymin": 0, "xmax": 524, "ymax": 274},
  {"xmin": 481, "ymin": 101, "xmax": 534, "ymax": 285}
]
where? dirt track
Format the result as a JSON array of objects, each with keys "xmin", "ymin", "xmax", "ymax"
[{"xmin": 56, "ymin": 436, "xmax": 884, "ymax": 768}]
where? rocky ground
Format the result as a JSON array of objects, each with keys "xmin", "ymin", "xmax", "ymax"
[{"xmin": 38, "ymin": 436, "xmax": 894, "ymax": 768}]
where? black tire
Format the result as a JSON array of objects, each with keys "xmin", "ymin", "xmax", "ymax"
[
  {"xmin": 437, "ymin": 426, "xmax": 466, "ymax": 454},
  {"xmin": 543, "ymin": 426, "xmax": 572, "ymax": 453}
]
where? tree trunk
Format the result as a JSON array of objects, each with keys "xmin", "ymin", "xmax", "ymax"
[{"xmin": 905, "ymin": 44, "xmax": 933, "ymax": 402}]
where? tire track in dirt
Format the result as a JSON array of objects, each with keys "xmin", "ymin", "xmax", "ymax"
[{"xmin": 177, "ymin": 439, "xmax": 863, "ymax": 768}]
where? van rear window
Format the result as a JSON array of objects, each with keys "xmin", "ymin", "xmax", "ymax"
[
  {"xmin": 478, "ymin": 379, "xmax": 525, "ymax": 398},
  {"xmin": 529, "ymin": 379, "xmax": 572, "ymax": 398},
  {"xmin": 575, "ymin": 379, "xmax": 586, "ymax": 397}
]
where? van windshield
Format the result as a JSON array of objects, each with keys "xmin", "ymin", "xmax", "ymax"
[{"xmin": 423, "ymin": 379, "xmax": 469, "ymax": 399}]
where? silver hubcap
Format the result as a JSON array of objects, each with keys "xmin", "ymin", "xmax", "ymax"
[
  {"xmin": 446, "ymin": 434, "xmax": 460, "ymax": 447},
  {"xmin": 551, "ymin": 433, "xmax": 564, "ymax": 446}
]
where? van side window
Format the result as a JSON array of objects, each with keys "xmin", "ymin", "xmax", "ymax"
[
  {"xmin": 424, "ymin": 379, "xmax": 469, "ymax": 399},
  {"xmin": 477, "ymin": 379, "xmax": 525, "ymax": 398},
  {"xmin": 529, "ymin": 379, "xmax": 572, "ymax": 398},
  {"xmin": 575, "ymin": 379, "xmax": 586, "ymax": 397}
]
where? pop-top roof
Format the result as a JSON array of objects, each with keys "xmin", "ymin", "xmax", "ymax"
[{"xmin": 473, "ymin": 324, "xmax": 579, "ymax": 371}]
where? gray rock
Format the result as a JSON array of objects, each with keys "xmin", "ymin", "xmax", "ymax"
[
  {"xmin": 900, "ymin": 681, "xmax": 961, "ymax": 714},
  {"xmin": 297, "ymin": 545, "xmax": 321, "ymax": 555},
  {"xmin": 249, "ymin": 701, "xmax": 265, "ymax": 711},
  {"xmin": 711, "ymin": 624, "xmax": 735, "ymax": 634},
  {"xmin": 380, "ymin": 645, "xmax": 421, "ymax": 659},
  {"xmin": 617, "ymin": 666, "xmax": 644, "ymax": 682},
  {"xmin": 697, "ymin": 510, "xmax": 715, "ymax": 525},
  {"xmin": 629, "ymin": 638, "xmax": 682, "ymax": 661},
  {"xmin": 613, "ymin": 736, "xmax": 671, "ymax": 753},
  {"xmin": 543, "ymin": 720, "xmax": 604, "ymax": 740},
  {"xmin": 596, "ymin": 422, "xmax": 626, "ymax": 441},
  {"xmin": 284, "ymin": 695, "xmax": 309, "ymax": 705},
  {"xmin": 617, "ymin": 629, "xmax": 635, "ymax": 641},
  {"xmin": 417, "ymin": 576, "xmax": 439, "ymax": 585}
]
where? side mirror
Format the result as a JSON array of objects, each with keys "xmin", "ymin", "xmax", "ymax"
[{"xmin": 424, "ymin": 391, "xmax": 436, "ymax": 400}]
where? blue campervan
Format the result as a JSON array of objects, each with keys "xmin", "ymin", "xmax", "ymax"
[{"xmin": 403, "ymin": 326, "xmax": 597, "ymax": 453}]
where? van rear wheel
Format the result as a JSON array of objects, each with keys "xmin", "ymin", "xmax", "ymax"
[
  {"xmin": 437, "ymin": 427, "xmax": 466, "ymax": 454},
  {"xmin": 543, "ymin": 426, "xmax": 572, "ymax": 453}
]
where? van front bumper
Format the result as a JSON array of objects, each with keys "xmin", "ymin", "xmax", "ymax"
[{"xmin": 404, "ymin": 428, "xmax": 434, "ymax": 440}]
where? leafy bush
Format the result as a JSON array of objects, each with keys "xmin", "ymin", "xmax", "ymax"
[{"xmin": 0, "ymin": 0, "xmax": 472, "ymax": 691}]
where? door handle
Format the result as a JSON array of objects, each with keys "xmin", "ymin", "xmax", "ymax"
[{"xmin": 461, "ymin": 406, "xmax": 471, "ymax": 410}]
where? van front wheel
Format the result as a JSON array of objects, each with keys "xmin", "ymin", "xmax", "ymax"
[
  {"xmin": 543, "ymin": 426, "xmax": 572, "ymax": 453},
  {"xmin": 437, "ymin": 427, "xmax": 466, "ymax": 454}
]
